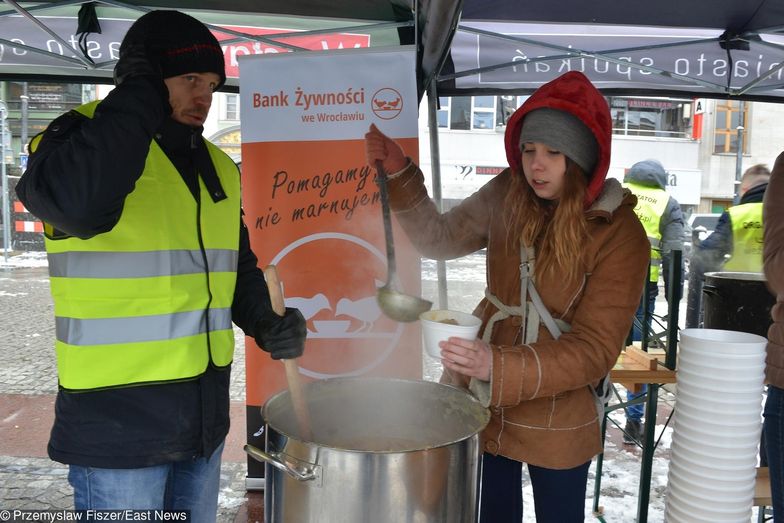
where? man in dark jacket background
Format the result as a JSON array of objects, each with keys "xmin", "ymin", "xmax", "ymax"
[
  {"xmin": 622, "ymin": 159, "xmax": 685, "ymax": 444},
  {"xmin": 686, "ymin": 164, "xmax": 769, "ymax": 328},
  {"xmin": 15, "ymin": 10, "xmax": 306, "ymax": 522}
]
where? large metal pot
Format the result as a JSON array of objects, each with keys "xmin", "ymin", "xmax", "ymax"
[
  {"xmin": 702, "ymin": 271, "xmax": 775, "ymax": 338},
  {"xmin": 246, "ymin": 377, "xmax": 490, "ymax": 523}
]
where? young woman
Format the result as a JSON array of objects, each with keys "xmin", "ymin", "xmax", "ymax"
[{"xmin": 365, "ymin": 71, "xmax": 649, "ymax": 522}]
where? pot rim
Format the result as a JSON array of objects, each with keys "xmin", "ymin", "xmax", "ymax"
[{"xmin": 261, "ymin": 376, "xmax": 490, "ymax": 452}]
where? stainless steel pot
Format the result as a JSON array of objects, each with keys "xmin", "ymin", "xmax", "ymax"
[{"xmin": 246, "ymin": 377, "xmax": 490, "ymax": 523}]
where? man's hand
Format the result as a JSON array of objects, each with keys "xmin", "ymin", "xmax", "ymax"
[{"xmin": 254, "ymin": 308, "xmax": 307, "ymax": 360}]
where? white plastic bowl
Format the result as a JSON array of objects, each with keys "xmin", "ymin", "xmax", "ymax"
[
  {"xmin": 673, "ymin": 418, "xmax": 761, "ymax": 448},
  {"xmin": 672, "ymin": 429, "xmax": 759, "ymax": 460},
  {"xmin": 680, "ymin": 328, "xmax": 768, "ymax": 356},
  {"xmin": 667, "ymin": 472, "xmax": 755, "ymax": 510},
  {"xmin": 677, "ymin": 351, "xmax": 766, "ymax": 371},
  {"xmin": 676, "ymin": 366, "xmax": 764, "ymax": 392},
  {"xmin": 665, "ymin": 498, "xmax": 748, "ymax": 523},
  {"xmin": 419, "ymin": 309, "xmax": 482, "ymax": 358},
  {"xmin": 669, "ymin": 443, "xmax": 758, "ymax": 478},
  {"xmin": 665, "ymin": 484, "xmax": 752, "ymax": 522},
  {"xmin": 675, "ymin": 380, "xmax": 764, "ymax": 401},
  {"xmin": 674, "ymin": 400, "xmax": 762, "ymax": 426},
  {"xmin": 675, "ymin": 387, "xmax": 763, "ymax": 413}
]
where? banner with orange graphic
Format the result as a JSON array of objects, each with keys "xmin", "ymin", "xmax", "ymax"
[{"xmin": 238, "ymin": 47, "xmax": 422, "ymax": 485}]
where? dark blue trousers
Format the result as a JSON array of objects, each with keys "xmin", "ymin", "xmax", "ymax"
[
  {"xmin": 764, "ymin": 385, "xmax": 784, "ymax": 522},
  {"xmin": 479, "ymin": 452, "xmax": 591, "ymax": 523}
]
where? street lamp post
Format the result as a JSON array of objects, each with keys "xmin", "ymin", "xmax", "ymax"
[{"xmin": 734, "ymin": 101, "xmax": 745, "ymax": 204}]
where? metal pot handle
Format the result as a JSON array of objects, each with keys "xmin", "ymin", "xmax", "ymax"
[
  {"xmin": 244, "ymin": 444, "xmax": 318, "ymax": 482},
  {"xmin": 702, "ymin": 284, "xmax": 720, "ymax": 297}
]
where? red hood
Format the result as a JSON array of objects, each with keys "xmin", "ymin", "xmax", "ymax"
[{"xmin": 504, "ymin": 71, "xmax": 612, "ymax": 207}]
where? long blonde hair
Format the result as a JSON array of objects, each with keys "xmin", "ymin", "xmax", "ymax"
[{"xmin": 504, "ymin": 158, "xmax": 589, "ymax": 283}]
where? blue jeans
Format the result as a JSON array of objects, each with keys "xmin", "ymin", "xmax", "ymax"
[
  {"xmin": 479, "ymin": 452, "xmax": 590, "ymax": 522},
  {"xmin": 68, "ymin": 441, "xmax": 224, "ymax": 523},
  {"xmin": 627, "ymin": 282, "xmax": 658, "ymax": 422},
  {"xmin": 764, "ymin": 386, "xmax": 784, "ymax": 522}
]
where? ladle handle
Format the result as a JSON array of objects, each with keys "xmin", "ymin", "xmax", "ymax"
[
  {"xmin": 263, "ymin": 265, "xmax": 312, "ymax": 441},
  {"xmin": 375, "ymin": 160, "xmax": 397, "ymax": 280}
]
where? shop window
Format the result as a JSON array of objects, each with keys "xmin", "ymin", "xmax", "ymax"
[
  {"xmin": 713, "ymin": 100, "xmax": 748, "ymax": 154},
  {"xmin": 609, "ymin": 97, "xmax": 692, "ymax": 138},
  {"xmin": 438, "ymin": 96, "xmax": 527, "ymax": 131}
]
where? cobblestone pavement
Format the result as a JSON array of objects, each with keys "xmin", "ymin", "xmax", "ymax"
[
  {"xmin": 0, "ymin": 265, "xmax": 251, "ymax": 521},
  {"xmin": 1, "ymin": 253, "xmax": 690, "ymax": 522}
]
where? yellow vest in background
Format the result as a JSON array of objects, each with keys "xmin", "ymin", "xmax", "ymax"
[
  {"xmin": 624, "ymin": 182, "xmax": 668, "ymax": 282},
  {"xmin": 41, "ymin": 101, "xmax": 241, "ymax": 391},
  {"xmin": 724, "ymin": 202, "xmax": 763, "ymax": 272}
]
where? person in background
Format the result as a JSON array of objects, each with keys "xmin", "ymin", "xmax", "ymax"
[
  {"xmin": 687, "ymin": 164, "xmax": 770, "ymax": 328},
  {"xmin": 621, "ymin": 159, "xmax": 685, "ymax": 444},
  {"xmin": 365, "ymin": 71, "xmax": 649, "ymax": 523},
  {"xmin": 763, "ymin": 152, "xmax": 784, "ymax": 523},
  {"xmin": 15, "ymin": 11, "xmax": 306, "ymax": 522}
]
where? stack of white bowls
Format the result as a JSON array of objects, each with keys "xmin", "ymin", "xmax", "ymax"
[{"xmin": 665, "ymin": 328, "xmax": 768, "ymax": 523}]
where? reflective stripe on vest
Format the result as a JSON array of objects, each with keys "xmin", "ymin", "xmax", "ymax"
[
  {"xmin": 44, "ymin": 100, "xmax": 241, "ymax": 391},
  {"xmin": 624, "ymin": 182, "xmax": 667, "ymax": 282},
  {"xmin": 724, "ymin": 202, "xmax": 764, "ymax": 272}
]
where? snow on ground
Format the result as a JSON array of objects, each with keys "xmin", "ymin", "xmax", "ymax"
[{"xmin": 0, "ymin": 250, "xmax": 48, "ymax": 268}]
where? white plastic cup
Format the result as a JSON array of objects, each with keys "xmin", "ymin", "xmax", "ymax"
[{"xmin": 420, "ymin": 309, "xmax": 482, "ymax": 358}]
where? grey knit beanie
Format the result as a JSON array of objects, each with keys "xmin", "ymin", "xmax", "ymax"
[{"xmin": 519, "ymin": 108, "xmax": 598, "ymax": 174}]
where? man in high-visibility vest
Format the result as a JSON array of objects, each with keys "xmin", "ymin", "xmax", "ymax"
[
  {"xmin": 687, "ymin": 164, "xmax": 770, "ymax": 330},
  {"xmin": 700, "ymin": 164, "xmax": 769, "ymax": 272},
  {"xmin": 14, "ymin": 11, "xmax": 306, "ymax": 521},
  {"xmin": 623, "ymin": 159, "xmax": 685, "ymax": 444}
]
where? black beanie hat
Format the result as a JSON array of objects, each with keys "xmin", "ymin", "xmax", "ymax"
[{"xmin": 119, "ymin": 10, "xmax": 226, "ymax": 89}]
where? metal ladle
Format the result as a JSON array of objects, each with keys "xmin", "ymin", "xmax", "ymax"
[{"xmin": 375, "ymin": 160, "xmax": 432, "ymax": 322}]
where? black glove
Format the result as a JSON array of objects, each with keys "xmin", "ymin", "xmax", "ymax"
[
  {"xmin": 114, "ymin": 43, "xmax": 161, "ymax": 85},
  {"xmin": 254, "ymin": 308, "xmax": 307, "ymax": 360},
  {"xmin": 113, "ymin": 44, "xmax": 170, "ymax": 113}
]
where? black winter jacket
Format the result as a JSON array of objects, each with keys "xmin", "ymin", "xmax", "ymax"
[{"xmin": 16, "ymin": 77, "xmax": 272, "ymax": 468}]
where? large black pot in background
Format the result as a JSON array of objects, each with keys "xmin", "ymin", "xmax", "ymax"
[{"xmin": 702, "ymin": 272, "xmax": 775, "ymax": 338}]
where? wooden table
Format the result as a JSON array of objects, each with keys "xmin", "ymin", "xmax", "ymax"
[{"xmin": 594, "ymin": 347, "xmax": 677, "ymax": 522}]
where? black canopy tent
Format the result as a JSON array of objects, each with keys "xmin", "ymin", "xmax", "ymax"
[
  {"xmin": 437, "ymin": 0, "xmax": 784, "ymax": 102},
  {"xmin": 3, "ymin": 1, "xmax": 784, "ymax": 101}
]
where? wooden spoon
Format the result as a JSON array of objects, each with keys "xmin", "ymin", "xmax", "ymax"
[{"xmin": 263, "ymin": 265, "xmax": 312, "ymax": 440}]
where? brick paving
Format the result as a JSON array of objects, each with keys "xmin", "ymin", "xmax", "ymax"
[{"xmin": 0, "ymin": 254, "xmax": 686, "ymax": 522}]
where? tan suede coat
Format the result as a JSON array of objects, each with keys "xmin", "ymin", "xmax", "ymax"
[
  {"xmin": 387, "ymin": 163, "xmax": 648, "ymax": 468},
  {"xmin": 764, "ymin": 151, "xmax": 784, "ymax": 387}
]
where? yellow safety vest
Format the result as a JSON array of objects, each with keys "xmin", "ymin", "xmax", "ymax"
[
  {"xmin": 624, "ymin": 182, "xmax": 667, "ymax": 282},
  {"xmin": 38, "ymin": 101, "xmax": 240, "ymax": 391},
  {"xmin": 724, "ymin": 202, "xmax": 764, "ymax": 272}
]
